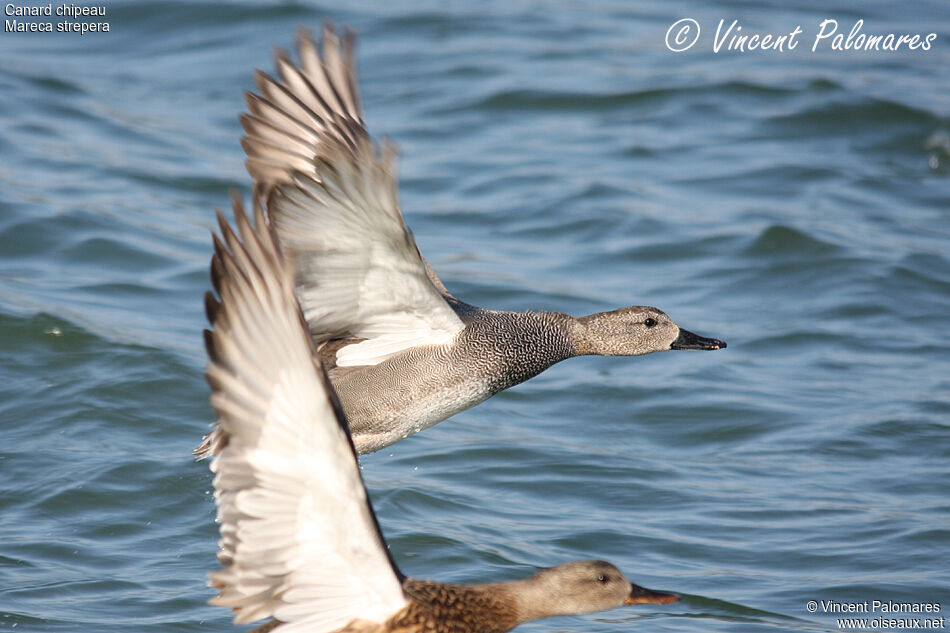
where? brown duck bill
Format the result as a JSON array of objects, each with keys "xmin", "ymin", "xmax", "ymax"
[
  {"xmin": 670, "ymin": 328, "xmax": 726, "ymax": 351},
  {"xmin": 624, "ymin": 583, "xmax": 680, "ymax": 605}
]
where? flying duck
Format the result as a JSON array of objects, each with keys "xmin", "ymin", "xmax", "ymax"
[{"xmin": 196, "ymin": 25, "xmax": 724, "ymax": 458}]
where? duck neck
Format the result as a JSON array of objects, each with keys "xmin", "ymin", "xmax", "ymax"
[
  {"xmin": 527, "ymin": 310, "xmax": 579, "ymax": 361},
  {"xmin": 570, "ymin": 311, "xmax": 610, "ymax": 356},
  {"xmin": 486, "ymin": 575, "xmax": 583, "ymax": 623},
  {"xmin": 473, "ymin": 310, "xmax": 577, "ymax": 389}
]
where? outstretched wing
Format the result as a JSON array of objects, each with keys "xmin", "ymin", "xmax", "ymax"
[
  {"xmin": 204, "ymin": 194, "xmax": 408, "ymax": 631},
  {"xmin": 242, "ymin": 25, "xmax": 463, "ymax": 368}
]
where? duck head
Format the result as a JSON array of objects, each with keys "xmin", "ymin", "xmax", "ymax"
[
  {"xmin": 511, "ymin": 560, "xmax": 679, "ymax": 621},
  {"xmin": 573, "ymin": 306, "xmax": 725, "ymax": 356}
]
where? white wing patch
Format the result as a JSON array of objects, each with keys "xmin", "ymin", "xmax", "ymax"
[
  {"xmin": 206, "ymin": 197, "xmax": 408, "ymax": 632},
  {"xmin": 278, "ymin": 169, "xmax": 462, "ymax": 367}
]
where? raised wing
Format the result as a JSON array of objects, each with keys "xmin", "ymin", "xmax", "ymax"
[
  {"xmin": 242, "ymin": 25, "xmax": 463, "ymax": 367},
  {"xmin": 204, "ymin": 194, "xmax": 408, "ymax": 631}
]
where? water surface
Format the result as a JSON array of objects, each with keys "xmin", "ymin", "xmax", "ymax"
[{"xmin": 1, "ymin": 1, "xmax": 948, "ymax": 632}]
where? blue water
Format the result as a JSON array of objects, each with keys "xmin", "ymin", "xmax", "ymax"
[{"xmin": 1, "ymin": 1, "xmax": 949, "ymax": 632}]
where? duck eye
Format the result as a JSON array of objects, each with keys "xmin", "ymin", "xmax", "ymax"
[
  {"xmin": 597, "ymin": 575, "xmax": 608, "ymax": 583},
  {"xmin": 644, "ymin": 318, "xmax": 657, "ymax": 328}
]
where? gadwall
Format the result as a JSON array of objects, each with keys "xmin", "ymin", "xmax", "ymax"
[
  {"xmin": 204, "ymin": 199, "xmax": 680, "ymax": 633},
  {"xmin": 196, "ymin": 25, "xmax": 725, "ymax": 457}
]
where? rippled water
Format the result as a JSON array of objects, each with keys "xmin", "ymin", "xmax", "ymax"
[{"xmin": 1, "ymin": 2, "xmax": 949, "ymax": 632}]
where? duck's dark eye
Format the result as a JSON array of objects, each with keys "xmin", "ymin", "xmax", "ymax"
[
  {"xmin": 597, "ymin": 575, "xmax": 608, "ymax": 583},
  {"xmin": 644, "ymin": 318, "xmax": 657, "ymax": 328}
]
